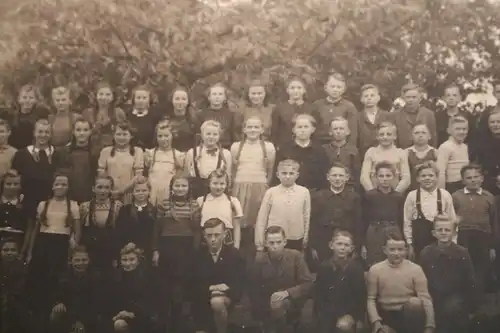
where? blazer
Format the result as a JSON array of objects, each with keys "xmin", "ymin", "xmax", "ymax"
[
  {"xmin": 357, "ymin": 108, "xmax": 391, "ymax": 157},
  {"xmin": 391, "ymin": 106, "xmax": 437, "ymax": 149}
]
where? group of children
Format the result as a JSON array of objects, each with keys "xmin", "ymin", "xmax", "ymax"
[{"xmin": 1, "ymin": 73, "xmax": 500, "ymax": 333}]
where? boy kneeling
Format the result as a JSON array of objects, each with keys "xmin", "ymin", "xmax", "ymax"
[{"xmin": 367, "ymin": 231, "xmax": 435, "ymax": 333}]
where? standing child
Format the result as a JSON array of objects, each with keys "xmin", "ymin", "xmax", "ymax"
[
  {"xmin": 322, "ymin": 117, "xmax": 361, "ymax": 190},
  {"xmin": 231, "ymin": 116, "xmax": 275, "ymax": 255},
  {"xmin": 313, "ymin": 72, "xmax": 358, "ymax": 146},
  {"xmin": 437, "ymin": 115, "xmax": 469, "ymax": 193},
  {"xmin": 144, "ymin": 121, "xmax": 185, "ymax": 205},
  {"xmin": 420, "ymin": 215, "xmax": 478, "ymax": 333},
  {"xmin": 271, "ymin": 77, "xmax": 319, "ymax": 148},
  {"xmin": 357, "ymin": 84, "xmax": 391, "ymax": 157},
  {"xmin": 166, "ymin": 86, "xmax": 197, "ymax": 152},
  {"xmin": 273, "ymin": 113, "xmax": 329, "ymax": 191},
  {"xmin": 184, "ymin": 120, "xmax": 232, "ymax": 199},
  {"xmin": 237, "ymin": 80, "xmax": 275, "ymax": 140},
  {"xmin": 406, "ymin": 124, "xmax": 437, "ymax": 191},
  {"xmin": 360, "ymin": 121, "xmax": 411, "ymax": 193},
  {"xmin": 255, "ymin": 159, "xmax": 311, "ymax": 252},
  {"xmin": 361, "ymin": 162, "xmax": 405, "ymax": 267},
  {"xmin": 0, "ymin": 170, "xmax": 25, "ymax": 248},
  {"xmin": 48, "ymin": 86, "xmax": 79, "ymax": 148},
  {"xmin": 0, "ymin": 120, "xmax": 17, "ymax": 180},
  {"xmin": 404, "ymin": 161, "xmax": 457, "ymax": 262},
  {"xmin": 452, "ymin": 163, "xmax": 498, "ymax": 293},
  {"xmin": 314, "ymin": 230, "xmax": 366, "ymax": 333},
  {"xmin": 97, "ymin": 122, "xmax": 144, "ymax": 205},
  {"xmin": 194, "ymin": 83, "xmax": 242, "ymax": 149}
]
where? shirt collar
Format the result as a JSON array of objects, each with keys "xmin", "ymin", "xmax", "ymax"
[
  {"xmin": 28, "ymin": 145, "xmax": 53, "ymax": 156},
  {"xmin": 1, "ymin": 196, "xmax": 18, "ymax": 205},
  {"xmin": 132, "ymin": 109, "xmax": 149, "ymax": 117},
  {"xmin": 464, "ymin": 187, "xmax": 482, "ymax": 195},
  {"xmin": 210, "ymin": 246, "xmax": 223, "ymax": 262},
  {"xmin": 420, "ymin": 187, "xmax": 438, "ymax": 195},
  {"xmin": 294, "ymin": 140, "xmax": 311, "ymax": 148},
  {"xmin": 326, "ymin": 96, "xmax": 342, "ymax": 104},
  {"xmin": 279, "ymin": 184, "xmax": 296, "ymax": 191},
  {"xmin": 135, "ymin": 203, "xmax": 148, "ymax": 211},
  {"xmin": 330, "ymin": 186, "xmax": 345, "ymax": 195}
]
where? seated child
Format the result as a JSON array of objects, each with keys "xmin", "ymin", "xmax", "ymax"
[
  {"xmin": 249, "ymin": 226, "xmax": 313, "ymax": 333},
  {"xmin": 406, "ymin": 124, "xmax": 437, "ymax": 191},
  {"xmin": 314, "ymin": 230, "xmax": 366, "ymax": 333},
  {"xmin": 420, "ymin": 215, "xmax": 478, "ymax": 333},
  {"xmin": 367, "ymin": 231, "xmax": 435, "ymax": 333}
]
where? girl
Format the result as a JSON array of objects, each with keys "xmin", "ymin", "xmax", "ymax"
[
  {"xmin": 115, "ymin": 176, "xmax": 155, "ymax": 262},
  {"xmin": 0, "ymin": 170, "xmax": 25, "ymax": 246},
  {"xmin": 56, "ymin": 117, "xmax": 99, "ymax": 204},
  {"xmin": 184, "ymin": 120, "xmax": 232, "ymax": 198},
  {"xmin": 24, "ymin": 171, "xmax": 80, "ymax": 321},
  {"xmin": 166, "ymin": 86, "xmax": 197, "ymax": 152},
  {"xmin": 126, "ymin": 85, "xmax": 162, "ymax": 150},
  {"xmin": 12, "ymin": 119, "xmax": 60, "ymax": 220},
  {"xmin": 197, "ymin": 169, "xmax": 242, "ymax": 249},
  {"xmin": 360, "ymin": 121, "xmax": 411, "ymax": 193},
  {"xmin": 97, "ymin": 122, "xmax": 144, "ymax": 205},
  {"xmin": 144, "ymin": 121, "xmax": 185, "ymax": 205},
  {"xmin": 152, "ymin": 173, "xmax": 200, "ymax": 332},
  {"xmin": 82, "ymin": 82, "xmax": 127, "ymax": 151},
  {"xmin": 237, "ymin": 80, "xmax": 275, "ymax": 140},
  {"xmin": 405, "ymin": 124, "xmax": 437, "ymax": 191},
  {"xmin": 194, "ymin": 82, "xmax": 242, "ymax": 149},
  {"xmin": 0, "ymin": 119, "xmax": 17, "ymax": 180},
  {"xmin": 271, "ymin": 77, "xmax": 319, "ymax": 148},
  {"xmin": 48, "ymin": 86, "xmax": 80, "ymax": 148},
  {"xmin": 230, "ymin": 116, "xmax": 275, "ymax": 255},
  {"xmin": 7, "ymin": 84, "xmax": 49, "ymax": 149},
  {"xmin": 80, "ymin": 175, "xmax": 122, "ymax": 273}
]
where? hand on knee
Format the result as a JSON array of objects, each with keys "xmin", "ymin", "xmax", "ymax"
[
  {"xmin": 114, "ymin": 319, "xmax": 129, "ymax": 332},
  {"xmin": 269, "ymin": 299, "xmax": 288, "ymax": 318},
  {"xmin": 336, "ymin": 315, "xmax": 355, "ymax": 333},
  {"xmin": 210, "ymin": 296, "xmax": 228, "ymax": 313}
]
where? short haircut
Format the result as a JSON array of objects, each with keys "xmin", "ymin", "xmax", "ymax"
[
  {"xmin": 286, "ymin": 76, "xmax": 306, "ymax": 89},
  {"xmin": 448, "ymin": 115, "xmax": 468, "ymax": 128},
  {"xmin": 401, "ymin": 83, "xmax": 420, "ymax": 95},
  {"xmin": 384, "ymin": 229, "xmax": 406, "ymax": 246},
  {"xmin": 374, "ymin": 161, "xmax": 396, "ymax": 175},
  {"xmin": 360, "ymin": 84, "xmax": 379, "ymax": 94},
  {"xmin": 292, "ymin": 113, "xmax": 316, "ymax": 128},
  {"xmin": 71, "ymin": 245, "xmax": 89, "ymax": 257},
  {"xmin": 412, "ymin": 123, "xmax": 430, "ymax": 133},
  {"xmin": 265, "ymin": 225, "xmax": 286, "ymax": 239},
  {"xmin": 0, "ymin": 236, "xmax": 20, "ymax": 249},
  {"xmin": 52, "ymin": 86, "xmax": 71, "ymax": 97},
  {"xmin": 416, "ymin": 161, "xmax": 439, "ymax": 176},
  {"xmin": 331, "ymin": 229, "xmax": 354, "ymax": 244},
  {"xmin": 443, "ymin": 83, "xmax": 462, "ymax": 95},
  {"xmin": 460, "ymin": 163, "xmax": 483, "ymax": 178},
  {"xmin": 329, "ymin": 116, "xmax": 348, "ymax": 128},
  {"xmin": 277, "ymin": 159, "xmax": 300, "ymax": 172},
  {"xmin": 120, "ymin": 242, "xmax": 144, "ymax": 257},
  {"xmin": 208, "ymin": 168, "xmax": 229, "ymax": 184},
  {"xmin": 433, "ymin": 214, "xmax": 458, "ymax": 229},
  {"xmin": 377, "ymin": 121, "xmax": 397, "ymax": 133},
  {"xmin": 0, "ymin": 119, "xmax": 10, "ymax": 131},
  {"xmin": 327, "ymin": 72, "xmax": 346, "ymax": 83},
  {"xmin": 328, "ymin": 162, "xmax": 349, "ymax": 175},
  {"xmin": 202, "ymin": 217, "xmax": 226, "ymax": 230},
  {"xmin": 3, "ymin": 169, "xmax": 21, "ymax": 181},
  {"xmin": 201, "ymin": 120, "xmax": 222, "ymax": 133}
]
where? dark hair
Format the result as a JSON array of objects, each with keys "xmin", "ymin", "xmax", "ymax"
[
  {"xmin": 401, "ymin": 83, "xmax": 420, "ymax": 95},
  {"xmin": 87, "ymin": 174, "xmax": 116, "ymax": 228},
  {"xmin": 360, "ymin": 83, "xmax": 378, "ymax": 93},
  {"xmin": 202, "ymin": 217, "xmax": 226, "ymax": 230},
  {"xmin": 328, "ymin": 162, "xmax": 350, "ymax": 175},
  {"xmin": 265, "ymin": 225, "xmax": 286, "ymax": 239},
  {"xmin": 384, "ymin": 229, "xmax": 406, "ymax": 246},
  {"xmin": 0, "ymin": 236, "xmax": 20, "ymax": 249},
  {"xmin": 245, "ymin": 79, "xmax": 270, "ymax": 107},
  {"xmin": 111, "ymin": 122, "xmax": 135, "ymax": 157},
  {"xmin": 131, "ymin": 84, "xmax": 154, "ymax": 107},
  {"xmin": 416, "ymin": 161, "xmax": 439, "ymax": 176},
  {"xmin": 460, "ymin": 163, "xmax": 483, "ymax": 178},
  {"xmin": 374, "ymin": 161, "xmax": 396, "ymax": 175},
  {"xmin": 40, "ymin": 170, "xmax": 73, "ymax": 228},
  {"xmin": 168, "ymin": 85, "xmax": 192, "ymax": 116},
  {"xmin": 331, "ymin": 229, "xmax": 354, "ymax": 244},
  {"xmin": 70, "ymin": 245, "xmax": 89, "ymax": 257},
  {"xmin": 448, "ymin": 115, "xmax": 468, "ymax": 128},
  {"xmin": 443, "ymin": 83, "xmax": 462, "ymax": 97},
  {"xmin": 69, "ymin": 116, "xmax": 92, "ymax": 150},
  {"xmin": 0, "ymin": 170, "xmax": 22, "ymax": 206},
  {"xmin": 327, "ymin": 72, "xmax": 346, "ymax": 83},
  {"xmin": 169, "ymin": 172, "xmax": 192, "ymax": 201},
  {"xmin": 93, "ymin": 81, "xmax": 119, "ymax": 123}
]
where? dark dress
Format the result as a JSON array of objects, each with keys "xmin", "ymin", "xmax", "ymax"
[
  {"xmin": 115, "ymin": 204, "xmax": 156, "ymax": 260},
  {"xmin": 1, "ymin": 106, "xmax": 50, "ymax": 149},
  {"xmin": 167, "ymin": 113, "xmax": 197, "ymax": 152}
]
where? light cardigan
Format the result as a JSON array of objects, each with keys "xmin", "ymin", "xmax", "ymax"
[{"xmin": 436, "ymin": 138, "xmax": 469, "ymax": 188}]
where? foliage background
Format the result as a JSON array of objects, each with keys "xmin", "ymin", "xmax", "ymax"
[{"xmin": 0, "ymin": 0, "xmax": 499, "ymax": 112}]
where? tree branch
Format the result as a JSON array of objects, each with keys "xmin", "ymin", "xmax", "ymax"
[
  {"xmin": 107, "ymin": 22, "xmax": 132, "ymax": 58},
  {"xmin": 305, "ymin": 18, "xmax": 342, "ymax": 63}
]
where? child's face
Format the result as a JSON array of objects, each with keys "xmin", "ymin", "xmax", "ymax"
[
  {"xmin": 293, "ymin": 118, "xmax": 315, "ymax": 141},
  {"xmin": 201, "ymin": 126, "xmax": 220, "ymax": 147},
  {"xmin": 327, "ymin": 167, "xmax": 348, "ymax": 190},
  {"xmin": 52, "ymin": 90, "xmax": 71, "ymax": 112},
  {"xmin": 93, "ymin": 178, "xmax": 112, "ymax": 201},
  {"xmin": 488, "ymin": 113, "xmax": 500, "ymax": 136},
  {"xmin": 18, "ymin": 89, "xmax": 36, "ymax": 110},
  {"xmin": 265, "ymin": 232, "xmax": 287, "ymax": 256},
  {"xmin": 73, "ymin": 121, "xmax": 91, "ymax": 145},
  {"xmin": 172, "ymin": 178, "xmax": 189, "ymax": 197},
  {"xmin": 1, "ymin": 242, "xmax": 19, "ymax": 261},
  {"xmin": 243, "ymin": 118, "xmax": 264, "ymax": 141},
  {"xmin": 376, "ymin": 167, "xmax": 395, "ymax": 189},
  {"xmin": 360, "ymin": 88, "xmax": 380, "ymax": 107},
  {"xmin": 172, "ymin": 90, "xmax": 189, "ymax": 112},
  {"xmin": 71, "ymin": 252, "xmax": 90, "ymax": 273},
  {"xmin": 113, "ymin": 128, "xmax": 132, "ymax": 147},
  {"xmin": 276, "ymin": 165, "xmax": 299, "ymax": 187},
  {"xmin": 417, "ymin": 168, "xmax": 438, "ymax": 191},
  {"xmin": 377, "ymin": 127, "xmax": 396, "ymax": 147},
  {"xmin": 209, "ymin": 176, "xmax": 227, "ymax": 196},
  {"xmin": 443, "ymin": 87, "xmax": 461, "ymax": 107},
  {"xmin": 0, "ymin": 125, "xmax": 11, "ymax": 145},
  {"xmin": 325, "ymin": 77, "xmax": 345, "ymax": 100},
  {"xmin": 448, "ymin": 122, "xmax": 468, "ymax": 143},
  {"xmin": 156, "ymin": 128, "xmax": 172, "ymax": 149},
  {"xmin": 383, "ymin": 239, "xmax": 407, "ymax": 265},
  {"xmin": 203, "ymin": 224, "xmax": 225, "ymax": 252},
  {"xmin": 34, "ymin": 123, "xmax": 51, "ymax": 146},
  {"xmin": 134, "ymin": 90, "xmax": 150, "ymax": 110},
  {"xmin": 208, "ymin": 86, "xmax": 226, "ymax": 107},
  {"xmin": 53, "ymin": 176, "xmax": 69, "ymax": 197},
  {"xmin": 329, "ymin": 235, "xmax": 353, "ymax": 259},
  {"xmin": 248, "ymin": 85, "xmax": 266, "ymax": 106},
  {"xmin": 287, "ymin": 80, "xmax": 305, "ymax": 101},
  {"xmin": 402, "ymin": 89, "xmax": 421, "ymax": 109},
  {"xmin": 462, "ymin": 169, "xmax": 483, "ymax": 190},
  {"xmin": 330, "ymin": 120, "xmax": 349, "ymax": 141},
  {"xmin": 120, "ymin": 252, "xmax": 139, "ymax": 272},
  {"xmin": 432, "ymin": 220, "xmax": 455, "ymax": 244},
  {"xmin": 133, "ymin": 183, "xmax": 150, "ymax": 203},
  {"xmin": 412, "ymin": 125, "xmax": 430, "ymax": 146},
  {"xmin": 3, "ymin": 176, "xmax": 21, "ymax": 197},
  {"xmin": 97, "ymin": 87, "xmax": 113, "ymax": 106}
]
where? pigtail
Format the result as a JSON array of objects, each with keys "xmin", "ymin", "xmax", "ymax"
[
  {"xmin": 260, "ymin": 138, "xmax": 269, "ymax": 175},
  {"xmin": 233, "ymin": 140, "xmax": 246, "ymax": 172},
  {"xmin": 108, "ymin": 199, "xmax": 116, "ymax": 227},
  {"xmin": 40, "ymin": 199, "xmax": 50, "ymax": 227},
  {"xmin": 218, "ymin": 143, "xmax": 227, "ymax": 172},
  {"xmin": 151, "ymin": 148, "xmax": 157, "ymax": 170},
  {"xmin": 65, "ymin": 196, "xmax": 73, "ymax": 228},
  {"xmin": 87, "ymin": 199, "xmax": 95, "ymax": 227}
]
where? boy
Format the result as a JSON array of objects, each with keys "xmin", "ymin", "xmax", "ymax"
[
  {"xmin": 0, "ymin": 120, "xmax": 17, "ymax": 180},
  {"xmin": 249, "ymin": 226, "xmax": 313, "ymax": 333},
  {"xmin": 313, "ymin": 72, "xmax": 358, "ymax": 146},
  {"xmin": 310, "ymin": 163, "xmax": 361, "ymax": 263},
  {"xmin": 49, "ymin": 86, "xmax": 80, "ymax": 148},
  {"xmin": 420, "ymin": 215, "xmax": 478, "ymax": 333},
  {"xmin": 437, "ymin": 115, "xmax": 469, "ymax": 193},
  {"xmin": 357, "ymin": 84, "xmax": 391, "ymax": 157},
  {"xmin": 367, "ymin": 231, "xmax": 435, "ymax": 333},
  {"xmin": 256, "ymin": 159, "xmax": 311, "ymax": 252},
  {"xmin": 391, "ymin": 83, "xmax": 437, "ymax": 149},
  {"xmin": 322, "ymin": 117, "xmax": 360, "ymax": 190},
  {"xmin": 452, "ymin": 164, "xmax": 498, "ymax": 292},
  {"xmin": 404, "ymin": 161, "xmax": 456, "ymax": 262}
]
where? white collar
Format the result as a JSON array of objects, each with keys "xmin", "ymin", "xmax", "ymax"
[
  {"xmin": 295, "ymin": 139, "xmax": 311, "ymax": 148},
  {"xmin": 407, "ymin": 145, "xmax": 432, "ymax": 153},
  {"xmin": 420, "ymin": 187, "xmax": 438, "ymax": 195},
  {"xmin": 464, "ymin": 188, "xmax": 482, "ymax": 195},
  {"xmin": 132, "ymin": 109, "xmax": 149, "ymax": 117},
  {"xmin": 28, "ymin": 145, "xmax": 53, "ymax": 155},
  {"xmin": 330, "ymin": 187, "xmax": 345, "ymax": 194},
  {"xmin": 135, "ymin": 203, "xmax": 148, "ymax": 211},
  {"xmin": 1, "ymin": 196, "xmax": 19, "ymax": 205},
  {"xmin": 210, "ymin": 246, "xmax": 223, "ymax": 261}
]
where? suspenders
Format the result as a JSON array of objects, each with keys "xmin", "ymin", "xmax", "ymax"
[{"xmin": 416, "ymin": 188, "xmax": 443, "ymax": 220}]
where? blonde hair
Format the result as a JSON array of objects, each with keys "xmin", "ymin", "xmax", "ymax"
[
  {"xmin": 448, "ymin": 115, "xmax": 468, "ymax": 128},
  {"xmin": 133, "ymin": 175, "xmax": 151, "ymax": 191},
  {"xmin": 51, "ymin": 86, "xmax": 71, "ymax": 99},
  {"xmin": 329, "ymin": 116, "xmax": 348, "ymax": 129},
  {"xmin": 292, "ymin": 113, "xmax": 316, "ymax": 128},
  {"xmin": 377, "ymin": 121, "xmax": 397, "ymax": 134},
  {"xmin": 433, "ymin": 214, "xmax": 458, "ymax": 229},
  {"xmin": 277, "ymin": 159, "xmax": 300, "ymax": 172},
  {"xmin": 200, "ymin": 120, "xmax": 222, "ymax": 134},
  {"xmin": 120, "ymin": 242, "xmax": 144, "ymax": 257}
]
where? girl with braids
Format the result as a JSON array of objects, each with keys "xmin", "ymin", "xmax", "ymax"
[
  {"xmin": 166, "ymin": 85, "xmax": 197, "ymax": 152},
  {"xmin": 97, "ymin": 122, "xmax": 144, "ymax": 205},
  {"xmin": 184, "ymin": 120, "xmax": 232, "ymax": 198},
  {"xmin": 152, "ymin": 173, "xmax": 200, "ymax": 332},
  {"xmin": 230, "ymin": 116, "xmax": 275, "ymax": 256},
  {"xmin": 80, "ymin": 175, "xmax": 122, "ymax": 273},
  {"xmin": 81, "ymin": 81, "xmax": 127, "ymax": 152},
  {"xmin": 144, "ymin": 120, "xmax": 185, "ymax": 205}
]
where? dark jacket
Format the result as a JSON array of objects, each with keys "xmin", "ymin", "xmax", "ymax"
[
  {"xmin": 126, "ymin": 107, "xmax": 164, "ymax": 150},
  {"xmin": 194, "ymin": 106, "xmax": 242, "ymax": 149},
  {"xmin": 312, "ymin": 98, "xmax": 358, "ymax": 145},
  {"xmin": 115, "ymin": 204, "xmax": 156, "ymax": 258},
  {"xmin": 322, "ymin": 142, "xmax": 361, "ymax": 189},
  {"xmin": 357, "ymin": 108, "xmax": 391, "ymax": 157},
  {"xmin": 1, "ymin": 106, "xmax": 50, "ymax": 150},
  {"xmin": 391, "ymin": 106, "xmax": 437, "ymax": 148}
]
